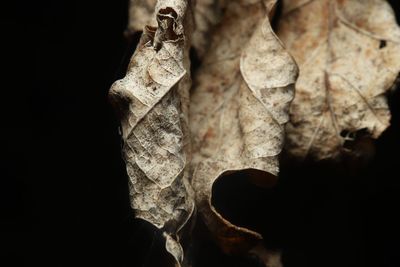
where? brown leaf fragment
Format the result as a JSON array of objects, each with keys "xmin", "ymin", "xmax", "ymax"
[
  {"xmin": 127, "ymin": 0, "xmax": 157, "ymax": 35},
  {"xmin": 109, "ymin": 0, "xmax": 194, "ymax": 265},
  {"xmin": 249, "ymin": 245, "xmax": 283, "ymax": 267},
  {"xmin": 190, "ymin": 0, "xmax": 298, "ymax": 254},
  {"xmin": 192, "ymin": 0, "xmax": 224, "ymax": 59},
  {"xmin": 277, "ymin": 0, "xmax": 400, "ymax": 160}
]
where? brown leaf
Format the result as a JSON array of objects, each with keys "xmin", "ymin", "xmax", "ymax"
[
  {"xmin": 277, "ymin": 0, "xmax": 400, "ymax": 160},
  {"xmin": 109, "ymin": 1, "xmax": 194, "ymax": 265},
  {"xmin": 190, "ymin": 0, "xmax": 298, "ymax": 254}
]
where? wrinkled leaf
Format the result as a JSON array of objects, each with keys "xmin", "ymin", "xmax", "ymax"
[
  {"xmin": 109, "ymin": 1, "xmax": 194, "ymax": 265},
  {"xmin": 190, "ymin": 0, "xmax": 298, "ymax": 254},
  {"xmin": 277, "ymin": 0, "xmax": 400, "ymax": 160}
]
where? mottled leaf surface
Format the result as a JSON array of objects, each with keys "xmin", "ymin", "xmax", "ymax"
[{"xmin": 278, "ymin": 0, "xmax": 400, "ymax": 160}]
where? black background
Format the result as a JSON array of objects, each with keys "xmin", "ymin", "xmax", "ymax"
[{"xmin": 1, "ymin": 0, "xmax": 400, "ymax": 266}]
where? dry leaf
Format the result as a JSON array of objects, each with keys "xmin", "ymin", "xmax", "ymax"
[
  {"xmin": 190, "ymin": 0, "xmax": 298, "ymax": 254},
  {"xmin": 277, "ymin": 0, "xmax": 400, "ymax": 160},
  {"xmin": 109, "ymin": 1, "xmax": 194, "ymax": 265}
]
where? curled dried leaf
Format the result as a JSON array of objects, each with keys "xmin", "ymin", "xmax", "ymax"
[
  {"xmin": 278, "ymin": 0, "xmax": 400, "ymax": 160},
  {"xmin": 109, "ymin": 0, "xmax": 194, "ymax": 265},
  {"xmin": 127, "ymin": 0, "xmax": 224, "ymax": 59},
  {"xmin": 190, "ymin": 0, "xmax": 298, "ymax": 254}
]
